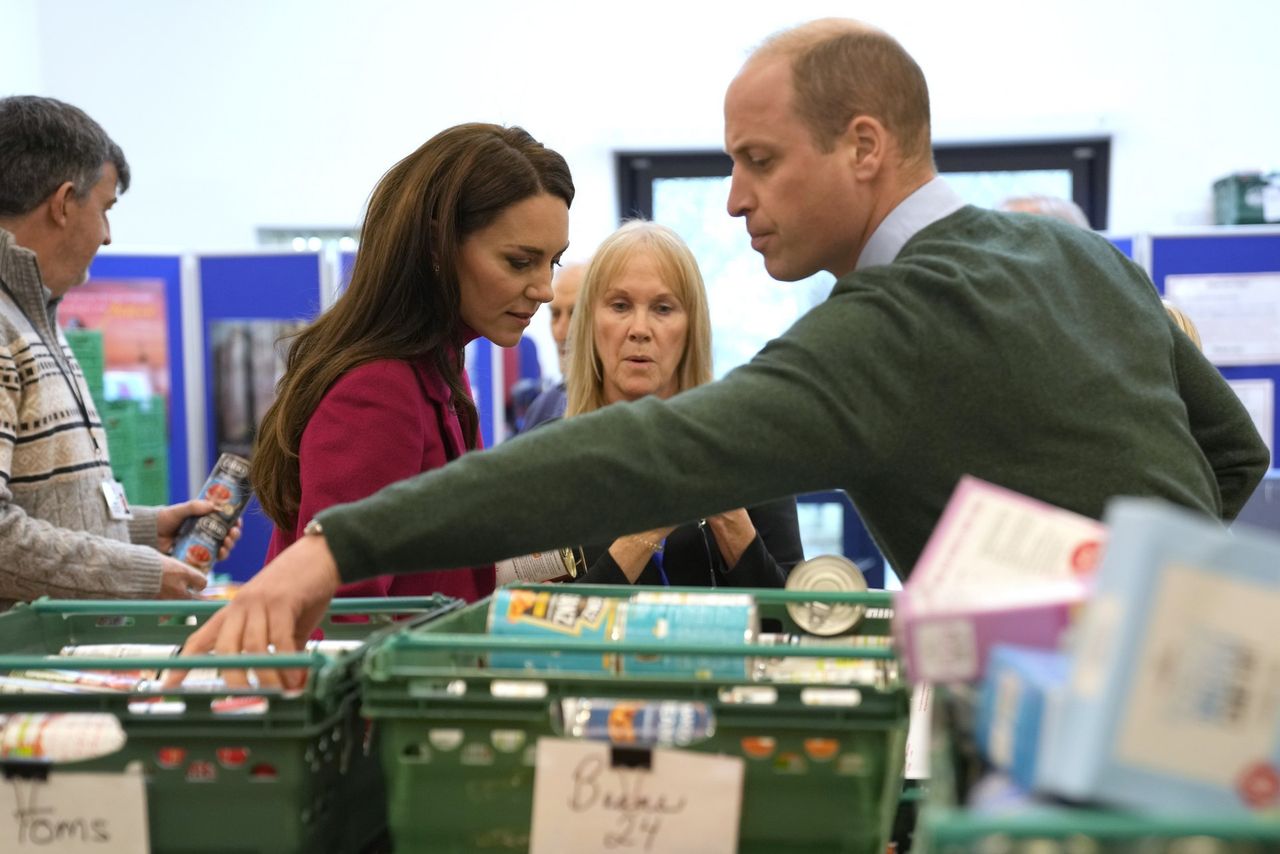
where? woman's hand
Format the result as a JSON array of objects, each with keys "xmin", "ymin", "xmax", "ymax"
[{"xmin": 164, "ymin": 534, "xmax": 341, "ymax": 691}]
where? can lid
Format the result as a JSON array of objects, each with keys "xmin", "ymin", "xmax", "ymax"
[{"xmin": 785, "ymin": 555, "xmax": 867, "ymax": 636}]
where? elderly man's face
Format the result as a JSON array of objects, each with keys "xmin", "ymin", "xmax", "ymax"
[{"xmin": 549, "ymin": 263, "xmax": 585, "ymax": 375}]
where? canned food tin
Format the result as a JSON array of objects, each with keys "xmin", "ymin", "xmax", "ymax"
[
  {"xmin": 59, "ymin": 643, "xmax": 180, "ymax": 658},
  {"xmin": 171, "ymin": 514, "xmax": 231, "ymax": 573},
  {"xmin": 785, "ymin": 555, "xmax": 868, "ymax": 636},
  {"xmin": 486, "ymin": 589, "xmax": 620, "ymax": 674},
  {"xmin": 170, "ymin": 453, "xmax": 252, "ymax": 573},
  {"xmin": 617, "ymin": 592, "xmax": 757, "ymax": 679},
  {"xmin": 0, "ymin": 713, "xmax": 127, "ymax": 762},
  {"xmin": 750, "ymin": 633, "xmax": 894, "ymax": 686},
  {"xmin": 560, "ymin": 698, "xmax": 714, "ymax": 747}
]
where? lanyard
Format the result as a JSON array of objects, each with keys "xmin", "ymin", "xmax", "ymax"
[
  {"xmin": 652, "ymin": 545, "xmax": 670, "ymax": 587},
  {"xmin": 0, "ymin": 280, "xmax": 105, "ymax": 462}
]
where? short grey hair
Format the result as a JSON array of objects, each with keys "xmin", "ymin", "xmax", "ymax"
[{"xmin": 0, "ymin": 95, "xmax": 131, "ymax": 217}]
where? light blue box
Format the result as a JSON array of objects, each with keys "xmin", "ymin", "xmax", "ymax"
[
  {"xmin": 1036, "ymin": 499, "xmax": 1280, "ymax": 815},
  {"xmin": 976, "ymin": 645, "xmax": 1070, "ymax": 792}
]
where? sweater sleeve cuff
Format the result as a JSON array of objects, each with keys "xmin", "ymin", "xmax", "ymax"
[
  {"xmin": 317, "ymin": 505, "xmax": 377, "ymax": 583},
  {"xmin": 106, "ymin": 546, "xmax": 164, "ymax": 599},
  {"xmin": 126, "ymin": 506, "xmax": 160, "ymax": 550}
]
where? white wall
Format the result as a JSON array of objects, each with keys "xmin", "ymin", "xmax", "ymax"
[
  {"xmin": 9, "ymin": 0, "xmax": 1279, "ymax": 253},
  {"xmin": 0, "ymin": 0, "xmax": 42, "ymax": 93}
]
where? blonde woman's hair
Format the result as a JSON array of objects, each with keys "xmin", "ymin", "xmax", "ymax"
[
  {"xmin": 565, "ymin": 221, "xmax": 713, "ymax": 416},
  {"xmin": 1162, "ymin": 300, "xmax": 1203, "ymax": 350}
]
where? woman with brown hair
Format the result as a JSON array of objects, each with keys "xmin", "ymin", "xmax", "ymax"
[{"xmin": 253, "ymin": 123, "xmax": 572, "ymax": 601}]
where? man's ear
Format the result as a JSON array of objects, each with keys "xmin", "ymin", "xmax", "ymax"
[
  {"xmin": 843, "ymin": 115, "xmax": 888, "ymax": 181},
  {"xmin": 47, "ymin": 181, "xmax": 77, "ymax": 227}
]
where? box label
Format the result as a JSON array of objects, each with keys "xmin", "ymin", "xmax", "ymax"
[
  {"xmin": 0, "ymin": 766, "xmax": 148, "ymax": 852},
  {"xmin": 1116, "ymin": 564, "xmax": 1280, "ymax": 801},
  {"xmin": 529, "ymin": 737, "xmax": 743, "ymax": 853}
]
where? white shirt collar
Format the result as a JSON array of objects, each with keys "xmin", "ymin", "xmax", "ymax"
[{"xmin": 855, "ymin": 177, "xmax": 967, "ymax": 271}]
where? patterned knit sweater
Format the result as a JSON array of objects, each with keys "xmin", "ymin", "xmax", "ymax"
[
  {"xmin": 315, "ymin": 206, "xmax": 1270, "ymax": 583},
  {"xmin": 0, "ymin": 228, "xmax": 161, "ymax": 607}
]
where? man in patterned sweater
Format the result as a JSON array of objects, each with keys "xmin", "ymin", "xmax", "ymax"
[
  {"xmin": 179, "ymin": 20, "xmax": 1269, "ymax": 674},
  {"xmin": 0, "ymin": 96, "xmax": 230, "ymax": 607}
]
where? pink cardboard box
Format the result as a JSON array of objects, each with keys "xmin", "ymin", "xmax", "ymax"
[{"xmin": 895, "ymin": 476, "xmax": 1103, "ymax": 683}]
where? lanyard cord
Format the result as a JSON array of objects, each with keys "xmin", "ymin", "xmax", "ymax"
[{"xmin": 0, "ymin": 280, "xmax": 105, "ymax": 462}]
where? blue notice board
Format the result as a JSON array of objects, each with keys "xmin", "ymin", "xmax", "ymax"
[
  {"xmin": 1151, "ymin": 229, "xmax": 1280, "ymax": 464},
  {"xmin": 198, "ymin": 253, "xmax": 324, "ymax": 580},
  {"xmin": 1108, "ymin": 236, "xmax": 1134, "ymax": 259},
  {"xmin": 85, "ymin": 253, "xmax": 190, "ymax": 502}
]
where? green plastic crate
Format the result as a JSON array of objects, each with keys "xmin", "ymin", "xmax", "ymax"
[
  {"xmin": 913, "ymin": 690, "xmax": 1280, "ymax": 853},
  {"xmin": 0, "ymin": 596, "xmax": 462, "ymax": 854},
  {"xmin": 361, "ymin": 584, "xmax": 909, "ymax": 854},
  {"xmin": 63, "ymin": 328, "xmax": 105, "ymax": 402}
]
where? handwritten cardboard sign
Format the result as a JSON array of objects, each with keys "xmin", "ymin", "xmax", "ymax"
[
  {"xmin": 1, "ymin": 765, "xmax": 148, "ymax": 852},
  {"xmin": 529, "ymin": 738, "xmax": 744, "ymax": 854}
]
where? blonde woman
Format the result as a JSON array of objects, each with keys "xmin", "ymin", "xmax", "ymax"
[{"xmin": 561, "ymin": 221, "xmax": 802, "ymax": 586}]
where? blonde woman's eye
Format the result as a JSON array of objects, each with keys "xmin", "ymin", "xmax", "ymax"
[{"xmin": 508, "ymin": 258, "xmax": 532, "ymax": 270}]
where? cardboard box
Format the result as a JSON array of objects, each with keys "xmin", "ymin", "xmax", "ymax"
[{"xmin": 1038, "ymin": 499, "xmax": 1280, "ymax": 814}]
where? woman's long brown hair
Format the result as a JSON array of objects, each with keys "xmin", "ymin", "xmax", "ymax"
[{"xmin": 252, "ymin": 124, "xmax": 574, "ymax": 529}]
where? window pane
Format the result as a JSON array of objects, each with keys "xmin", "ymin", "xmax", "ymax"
[
  {"xmin": 942, "ymin": 168, "xmax": 1073, "ymax": 211},
  {"xmin": 653, "ymin": 176, "xmax": 834, "ymax": 378}
]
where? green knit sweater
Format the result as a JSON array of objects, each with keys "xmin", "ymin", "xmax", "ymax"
[{"xmin": 319, "ymin": 206, "xmax": 1269, "ymax": 581}]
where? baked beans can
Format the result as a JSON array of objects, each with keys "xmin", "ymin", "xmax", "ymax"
[
  {"xmin": 171, "ymin": 453, "xmax": 252, "ymax": 573},
  {"xmin": 617, "ymin": 591, "xmax": 757, "ymax": 680},
  {"xmin": 560, "ymin": 698, "xmax": 714, "ymax": 747},
  {"xmin": 486, "ymin": 589, "xmax": 620, "ymax": 674},
  {"xmin": 785, "ymin": 554, "xmax": 869, "ymax": 637}
]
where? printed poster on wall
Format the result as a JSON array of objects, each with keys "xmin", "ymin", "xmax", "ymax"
[
  {"xmin": 60, "ymin": 277, "xmax": 169, "ymax": 404},
  {"xmin": 1227, "ymin": 378, "xmax": 1275, "ymax": 461},
  {"xmin": 1164, "ymin": 272, "xmax": 1280, "ymax": 366}
]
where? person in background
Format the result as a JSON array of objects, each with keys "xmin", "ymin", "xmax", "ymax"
[
  {"xmin": 999, "ymin": 193, "xmax": 1207, "ymax": 350},
  {"xmin": 563, "ymin": 221, "xmax": 801, "ymax": 586},
  {"xmin": 251, "ymin": 123, "xmax": 572, "ymax": 603},
  {"xmin": 0, "ymin": 95, "xmax": 235, "ymax": 607},
  {"xmin": 998, "ymin": 193, "xmax": 1091, "ymax": 228},
  {"xmin": 176, "ymin": 19, "xmax": 1268, "ymax": 683},
  {"xmin": 521, "ymin": 261, "xmax": 586, "ymax": 430}
]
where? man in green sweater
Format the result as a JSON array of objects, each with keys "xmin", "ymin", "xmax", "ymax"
[{"xmin": 178, "ymin": 19, "xmax": 1267, "ymax": 685}]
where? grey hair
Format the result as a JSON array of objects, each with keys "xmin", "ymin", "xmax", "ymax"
[{"xmin": 0, "ymin": 95, "xmax": 131, "ymax": 217}]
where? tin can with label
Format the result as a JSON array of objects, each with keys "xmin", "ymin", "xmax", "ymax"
[
  {"xmin": 786, "ymin": 554, "xmax": 868, "ymax": 637},
  {"xmin": 170, "ymin": 453, "xmax": 252, "ymax": 573},
  {"xmin": 617, "ymin": 591, "xmax": 757, "ymax": 679},
  {"xmin": 59, "ymin": 643, "xmax": 181, "ymax": 658},
  {"xmin": 486, "ymin": 588, "xmax": 620, "ymax": 674},
  {"xmin": 560, "ymin": 698, "xmax": 714, "ymax": 747}
]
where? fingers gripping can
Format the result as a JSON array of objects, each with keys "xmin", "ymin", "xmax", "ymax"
[
  {"xmin": 171, "ymin": 453, "xmax": 252, "ymax": 573},
  {"xmin": 786, "ymin": 554, "xmax": 869, "ymax": 636}
]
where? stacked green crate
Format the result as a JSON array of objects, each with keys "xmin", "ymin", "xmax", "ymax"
[
  {"xmin": 65, "ymin": 329, "xmax": 171, "ymax": 504},
  {"xmin": 63, "ymin": 327, "xmax": 106, "ymax": 407},
  {"xmin": 102, "ymin": 396, "xmax": 170, "ymax": 505}
]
